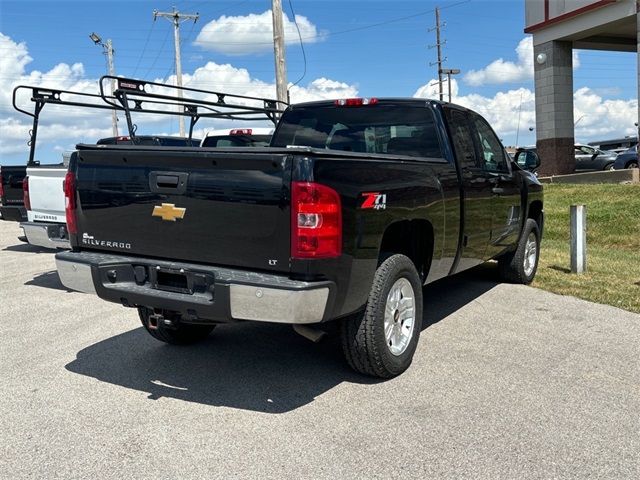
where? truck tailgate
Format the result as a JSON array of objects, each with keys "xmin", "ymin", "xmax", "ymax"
[
  {"xmin": 26, "ymin": 165, "xmax": 67, "ymax": 223},
  {"xmin": 75, "ymin": 147, "xmax": 291, "ymax": 273}
]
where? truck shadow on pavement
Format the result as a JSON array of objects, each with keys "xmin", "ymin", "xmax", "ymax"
[
  {"xmin": 25, "ymin": 270, "xmax": 72, "ymax": 292},
  {"xmin": 3, "ymin": 243, "xmax": 54, "ymax": 254},
  {"xmin": 64, "ymin": 264, "xmax": 500, "ymax": 414}
]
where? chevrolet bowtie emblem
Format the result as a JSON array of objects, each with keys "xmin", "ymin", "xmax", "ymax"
[{"xmin": 152, "ymin": 203, "xmax": 186, "ymax": 222}]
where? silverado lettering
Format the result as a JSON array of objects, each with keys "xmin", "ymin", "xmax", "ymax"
[{"xmin": 82, "ymin": 234, "xmax": 131, "ymax": 250}]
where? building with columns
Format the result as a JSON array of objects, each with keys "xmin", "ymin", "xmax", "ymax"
[{"xmin": 525, "ymin": 0, "xmax": 639, "ymax": 175}]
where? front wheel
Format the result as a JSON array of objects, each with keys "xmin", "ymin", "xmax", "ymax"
[
  {"xmin": 138, "ymin": 307, "xmax": 215, "ymax": 345},
  {"xmin": 340, "ymin": 254, "xmax": 423, "ymax": 378},
  {"xmin": 498, "ymin": 218, "xmax": 540, "ymax": 284}
]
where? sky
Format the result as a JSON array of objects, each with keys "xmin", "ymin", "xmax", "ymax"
[{"xmin": 0, "ymin": 0, "xmax": 637, "ymax": 165}]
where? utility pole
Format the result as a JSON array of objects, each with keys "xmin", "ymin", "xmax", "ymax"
[
  {"xmin": 90, "ymin": 32, "xmax": 118, "ymax": 137},
  {"xmin": 428, "ymin": 7, "xmax": 446, "ymax": 101},
  {"xmin": 154, "ymin": 7, "xmax": 199, "ymax": 137},
  {"xmin": 271, "ymin": 0, "xmax": 288, "ymax": 107},
  {"xmin": 435, "ymin": 7, "xmax": 444, "ymax": 102}
]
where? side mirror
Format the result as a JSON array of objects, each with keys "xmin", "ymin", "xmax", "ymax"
[{"xmin": 514, "ymin": 151, "xmax": 540, "ymax": 172}]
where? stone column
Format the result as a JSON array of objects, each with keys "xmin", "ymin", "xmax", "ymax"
[
  {"xmin": 534, "ymin": 40, "xmax": 575, "ymax": 176},
  {"xmin": 637, "ymin": 4, "xmax": 639, "ymax": 150}
]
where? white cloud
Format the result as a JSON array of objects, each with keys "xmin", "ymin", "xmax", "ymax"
[
  {"xmin": 573, "ymin": 87, "xmax": 637, "ymax": 141},
  {"xmin": 289, "ymin": 78, "xmax": 359, "ymax": 103},
  {"xmin": 414, "ymin": 80, "xmax": 535, "ymax": 141},
  {"xmin": 413, "ymin": 79, "xmax": 636, "ymax": 145},
  {"xmin": 413, "ymin": 78, "xmax": 459, "ymax": 100},
  {"xmin": 464, "ymin": 37, "xmax": 580, "ymax": 87},
  {"xmin": 0, "ymin": 33, "xmax": 357, "ymax": 162},
  {"xmin": 194, "ymin": 10, "xmax": 323, "ymax": 55},
  {"xmin": 0, "ymin": 33, "xmax": 114, "ymax": 158}
]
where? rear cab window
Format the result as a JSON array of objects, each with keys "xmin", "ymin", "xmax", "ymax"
[{"xmin": 271, "ymin": 103, "xmax": 443, "ymax": 159}]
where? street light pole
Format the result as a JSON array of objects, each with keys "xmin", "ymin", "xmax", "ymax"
[
  {"xmin": 440, "ymin": 68, "xmax": 460, "ymax": 103},
  {"xmin": 90, "ymin": 32, "xmax": 118, "ymax": 136}
]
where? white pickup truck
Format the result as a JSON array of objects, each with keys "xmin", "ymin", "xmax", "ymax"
[{"xmin": 20, "ymin": 154, "xmax": 70, "ymax": 249}]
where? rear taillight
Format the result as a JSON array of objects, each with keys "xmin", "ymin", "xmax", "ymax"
[
  {"xmin": 63, "ymin": 171, "xmax": 77, "ymax": 235},
  {"xmin": 22, "ymin": 176, "xmax": 31, "ymax": 210},
  {"xmin": 291, "ymin": 182, "xmax": 342, "ymax": 259},
  {"xmin": 0, "ymin": 174, "xmax": 4, "ymax": 199}
]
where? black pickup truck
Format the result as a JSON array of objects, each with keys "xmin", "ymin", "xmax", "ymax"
[
  {"xmin": 0, "ymin": 165, "xmax": 27, "ymax": 222},
  {"xmin": 55, "ymin": 98, "xmax": 543, "ymax": 378}
]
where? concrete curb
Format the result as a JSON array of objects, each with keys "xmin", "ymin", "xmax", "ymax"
[{"xmin": 540, "ymin": 168, "xmax": 639, "ymax": 184}]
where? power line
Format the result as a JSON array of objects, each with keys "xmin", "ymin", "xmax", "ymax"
[
  {"xmin": 132, "ymin": 22, "xmax": 156, "ymax": 77},
  {"xmin": 287, "ymin": 0, "xmax": 307, "ymax": 87},
  {"xmin": 142, "ymin": 28, "xmax": 172, "ymax": 78}
]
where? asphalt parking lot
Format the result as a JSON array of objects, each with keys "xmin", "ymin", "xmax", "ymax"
[{"xmin": 1, "ymin": 220, "xmax": 638, "ymax": 479}]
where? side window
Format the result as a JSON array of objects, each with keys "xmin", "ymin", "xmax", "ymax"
[
  {"xmin": 471, "ymin": 116, "xmax": 508, "ymax": 172},
  {"xmin": 579, "ymin": 146, "xmax": 595, "ymax": 155},
  {"xmin": 444, "ymin": 108, "xmax": 478, "ymax": 169}
]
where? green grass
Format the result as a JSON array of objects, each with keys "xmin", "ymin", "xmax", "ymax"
[{"xmin": 532, "ymin": 183, "xmax": 640, "ymax": 314}]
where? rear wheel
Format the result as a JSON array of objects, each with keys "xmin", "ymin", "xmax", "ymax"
[
  {"xmin": 498, "ymin": 218, "xmax": 540, "ymax": 284},
  {"xmin": 626, "ymin": 160, "xmax": 639, "ymax": 169},
  {"xmin": 340, "ymin": 254, "xmax": 423, "ymax": 378},
  {"xmin": 138, "ymin": 307, "xmax": 215, "ymax": 345}
]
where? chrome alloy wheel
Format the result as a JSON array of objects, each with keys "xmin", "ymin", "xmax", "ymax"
[
  {"xmin": 523, "ymin": 232, "xmax": 538, "ymax": 277},
  {"xmin": 383, "ymin": 278, "xmax": 416, "ymax": 356}
]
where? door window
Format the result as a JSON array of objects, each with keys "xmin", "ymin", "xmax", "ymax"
[
  {"xmin": 444, "ymin": 108, "xmax": 478, "ymax": 169},
  {"xmin": 471, "ymin": 115, "xmax": 508, "ymax": 173},
  {"xmin": 576, "ymin": 145, "xmax": 596, "ymax": 155}
]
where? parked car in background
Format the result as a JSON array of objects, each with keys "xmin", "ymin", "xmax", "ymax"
[
  {"xmin": 574, "ymin": 144, "xmax": 618, "ymax": 171},
  {"xmin": 20, "ymin": 154, "xmax": 71, "ymax": 249},
  {"xmin": 588, "ymin": 136, "xmax": 637, "ymax": 153},
  {"xmin": 613, "ymin": 145, "xmax": 639, "ymax": 170},
  {"xmin": 96, "ymin": 136, "xmax": 201, "ymax": 147},
  {"xmin": 0, "ymin": 165, "xmax": 27, "ymax": 222},
  {"xmin": 200, "ymin": 128, "xmax": 274, "ymax": 148}
]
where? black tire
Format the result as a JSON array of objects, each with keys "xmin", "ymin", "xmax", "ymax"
[
  {"xmin": 498, "ymin": 218, "xmax": 540, "ymax": 284},
  {"xmin": 626, "ymin": 161, "xmax": 639, "ymax": 169},
  {"xmin": 603, "ymin": 163, "xmax": 614, "ymax": 171},
  {"xmin": 138, "ymin": 307, "xmax": 215, "ymax": 345},
  {"xmin": 340, "ymin": 254, "xmax": 423, "ymax": 378}
]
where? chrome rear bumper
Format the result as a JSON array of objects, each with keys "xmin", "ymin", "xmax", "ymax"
[
  {"xmin": 20, "ymin": 222, "xmax": 70, "ymax": 249},
  {"xmin": 55, "ymin": 251, "xmax": 333, "ymax": 325}
]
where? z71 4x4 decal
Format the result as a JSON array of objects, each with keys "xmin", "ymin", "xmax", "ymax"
[{"xmin": 361, "ymin": 192, "xmax": 387, "ymax": 210}]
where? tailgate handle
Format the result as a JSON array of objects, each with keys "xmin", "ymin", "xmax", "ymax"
[
  {"xmin": 149, "ymin": 171, "xmax": 189, "ymax": 194},
  {"xmin": 157, "ymin": 175, "xmax": 179, "ymax": 187}
]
